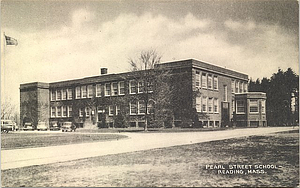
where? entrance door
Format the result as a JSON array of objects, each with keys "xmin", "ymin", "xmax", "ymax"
[{"xmin": 221, "ymin": 102, "xmax": 230, "ymax": 127}]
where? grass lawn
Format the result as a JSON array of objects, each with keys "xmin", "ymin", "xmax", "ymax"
[
  {"xmin": 1, "ymin": 132, "xmax": 128, "ymax": 150},
  {"xmin": 2, "ymin": 130, "xmax": 298, "ymax": 187}
]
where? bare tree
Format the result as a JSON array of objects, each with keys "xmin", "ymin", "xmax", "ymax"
[
  {"xmin": 129, "ymin": 50, "xmax": 172, "ymax": 131},
  {"xmin": 1, "ymin": 97, "xmax": 17, "ymax": 120}
]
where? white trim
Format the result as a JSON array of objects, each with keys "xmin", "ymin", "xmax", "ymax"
[
  {"xmin": 118, "ymin": 81, "xmax": 125, "ymax": 95},
  {"xmin": 109, "ymin": 105, "xmax": 114, "ymax": 116},
  {"xmin": 62, "ymin": 106, "xmax": 67, "ymax": 117},
  {"xmin": 87, "ymin": 85, "xmax": 93, "ymax": 98},
  {"xmin": 67, "ymin": 88, "xmax": 73, "ymax": 100},
  {"xmin": 196, "ymin": 96, "xmax": 201, "ymax": 112},
  {"xmin": 138, "ymin": 100, "xmax": 145, "ymax": 114},
  {"xmin": 68, "ymin": 106, "xmax": 72, "ymax": 117},
  {"xmin": 130, "ymin": 101, "xmax": 137, "ymax": 115},
  {"xmin": 56, "ymin": 106, "xmax": 61, "ymax": 117},
  {"xmin": 202, "ymin": 97, "xmax": 207, "ymax": 112},
  {"xmin": 213, "ymin": 75, "xmax": 218, "ymax": 90},
  {"xmin": 75, "ymin": 87, "xmax": 81, "ymax": 99},
  {"xmin": 111, "ymin": 82, "xmax": 118, "ymax": 96},
  {"xmin": 56, "ymin": 90, "xmax": 61, "ymax": 100},
  {"xmin": 129, "ymin": 80, "xmax": 136, "ymax": 94},
  {"xmin": 51, "ymin": 90, "xmax": 56, "ymax": 101},
  {"xmin": 96, "ymin": 84, "xmax": 101, "ymax": 97},
  {"xmin": 214, "ymin": 98, "xmax": 219, "ymax": 113},
  {"xmin": 105, "ymin": 83, "xmax": 111, "ymax": 96},
  {"xmin": 51, "ymin": 107, "xmax": 56, "ymax": 117},
  {"xmin": 81, "ymin": 85, "xmax": 87, "ymax": 98},
  {"xmin": 138, "ymin": 81, "xmax": 144, "ymax": 93},
  {"xmin": 85, "ymin": 107, "xmax": 90, "ymax": 117}
]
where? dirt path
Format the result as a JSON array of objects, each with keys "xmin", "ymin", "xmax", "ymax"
[{"xmin": 1, "ymin": 127, "xmax": 297, "ymax": 170}]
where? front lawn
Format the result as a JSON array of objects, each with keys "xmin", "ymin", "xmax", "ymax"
[
  {"xmin": 2, "ymin": 130, "xmax": 298, "ymax": 187},
  {"xmin": 1, "ymin": 132, "xmax": 127, "ymax": 150}
]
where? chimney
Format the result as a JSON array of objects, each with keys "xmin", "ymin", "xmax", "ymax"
[{"xmin": 100, "ymin": 68, "xmax": 108, "ymax": 75}]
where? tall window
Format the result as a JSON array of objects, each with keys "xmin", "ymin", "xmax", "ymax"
[
  {"xmin": 56, "ymin": 106, "xmax": 61, "ymax": 117},
  {"xmin": 195, "ymin": 71, "xmax": 200, "ymax": 87},
  {"xmin": 213, "ymin": 76, "xmax": 218, "ymax": 90},
  {"xmin": 62, "ymin": 89, "xmax": 67, "ymax": 100},
  {"xmin": 111, "ymin": 82, "xmax": 118, "ymax": 96},
  {"xmin": 138, "ymin": 81, "xmax": 144, "ymax": 93},
  {"xmin": 240, "ymin": 82, "xmax": 243, "ymax": 93},
  {"xmin": 202, "ymin": 97, "xmax": 207, "ymax": 112},
  {"xmin": 116, "ymin": 105, "xmax": 121, "ymax": 115},
  {"xmin": 202, "ymin": 73, "xmax": 207, "ymax": 88},
  {"xmin": 244, "ymin": 83, "xmax": 248, "ymax": 92},
  {"xmin": 130, "ymin": 80, "xmax": 137, "ymax": 94},
  {"xmin": 81, "ymin": 86, "xmax": 87, "ymax": 98},
  {"xmin": 249, "ymin": 99, "xmax": 258, "ymax": 113},
  {"xmin": 261, "ymin": 100, "xmax": 266, "ymax": 114},
  {"xmin": 148, "ymin": 82, "xmax": 153, "ymax": 93},
  {"xmin": 85, "ymin": 107, "xmax": 90, "ymax": 117},
  {"xmin": 148, "ymin": 102, "xmax": 154, "ymax": 114},
  {"xmin": 68, "ymin": 106, "xmax": 72, "ymax": 117},
  {"xmin": 88, "ymin": 85, "xmax": 93, "ymax": 98},
  {"xmin": 51, "ymin": 90, "xmax": 56, "ymax": 101},
  {"xmin": 56, "ymin": 90, "xmax": 61, "ymax": 100},
  {"xmin": 109, "ymin": 106, "xmax": 114, "ymax": 116},
  {"xmin": 138, "ymin": 100, "xmax": 146, "ymax": 114},
  {"xmin": 96, "ymin": 84, "xmax": 101, "ymax": 97},
  {"xmin": 119, "ymin": 82, "xmax": 125, "ymax": 95},
  {"xmin": 62, "ymin": 106, "xmax": 67, "ymax": 117},
  {"xmin": 214, "ymin": 98, "xmax": 219, "ymax": 113},
  {"xmin": 208, "ymin": 74, "xmax": 213, "ymax": 89},
  {"xmin": 105, "ymin": 83, "xmax": 111, "ymax": 96},
  {"xmin": 235, "ymin": 81, "xmax": 239, "ymax": 93},
  {"xmin": 208, "ymin": 98, "xmax": 213, "ymax": 113},
  {"xmin": 231, "ymin": 80, "xmax": 235, "ymax": 93},
  {"xmin": 76, "ymin": 87, "xmax": 81, "ymax": 99},
  {"xmin": 196, "ymin": 96, "xmax": 201, "ymax": 112},
  {"xmin": 67, "ymin": 89, "xmax": 73, "ymax": 100},
  {"xmin": 236, "ymin": 100, "xmax": 245, "ymax": 114},
  {"xmin": 223, "ymin": 85, "xmax": 228, "ymax": 102},
  {"xmin": 51, "ymin": 107, "xmax": 56, "ymax": 117},
  {"xmin": 130, "ymin": 101, "xmax": 137, "ymax": 114},
  {"xmin": 79, "ymin": 108, "xmax": 84, "ymax": 117}
]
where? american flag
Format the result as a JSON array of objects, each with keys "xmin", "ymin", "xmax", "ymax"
[{"xmin": 5, "ymin": 35, "xmax": 18, "ymax": 46}]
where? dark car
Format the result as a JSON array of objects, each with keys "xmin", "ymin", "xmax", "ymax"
[
  {"xmin": 50, "ymin": 123, "xmax": 60, "ymax": 131},
  {"xmin": 1, "ymin": 120, "xmax": 15, "ymax": 133},
  {"xmin": 23, "ymin": 122, "xmax": 34, "ymax": 131},
  {"xmin": 61, "ymin": 122, "xmax": 76, "ymax": 132}
]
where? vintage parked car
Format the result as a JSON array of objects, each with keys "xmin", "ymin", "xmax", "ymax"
[
  {"xmin": 50, "ymin": 123, "xmax": 60, "ymax": 131},
  {"xmin": 61, "ymin": 122, "xmax": 76, "ymax": 132},
  {"xmin": 1, "ymin": 120, "xmax": 15, "ymax": 133},
  {"xmin": 23, "ymin": 122, "xmax": 34, "ymax": 131},
  {"xmin": 37, "ymin": 122, "xmax": 48, "ymax": 131}
]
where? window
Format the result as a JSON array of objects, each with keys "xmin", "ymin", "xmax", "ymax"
[
  {"xmin": 262, "ymin": 100, "xmax": 266, "ymax": 114},
  {"xmin": 116, "ymin": 105, "xmax": 121, "ymax": 115},
  {"xmin": 138, "ymin": 100, "xmax": 146, "ymax": 114},
  {"xmin": 56, "ymin": 90, "xmax": 61, "ymax": 100},
  {"xmin": 62, "ymin": 106, "xmax": 67, "ymax": 117},
  {"xmin": 119, "ymin": 82, "xmax": 125, "ymax": 95},
  {"xmin": 79, "ymin": 108, "xmax": 84, "ymax": 117},
  {"xmin": 130, "ymin": 101, "xmax": 137, "ymax": 114},
  {"xmin": 244, "ymin": 83, "xmax": 248, "ymax": 92},
  {"xmin": 202, "ymin": 97, "xmax": 207, "ymax": 112},
  {"xmin": 195, "ymin": 71, "xmax": 200, "ymax": 87},
  {"xmin": 148, "ymin": 82, "xmax": 153, "ymax": 93},
  {"xmin": 112, "ymin": 82, "xmax": 118, "ymax": 96},
  {"xmin": 208, "ymin": 98, "xmax": 213, "ymax": 113},
  {"xmin": 105, "ymin": 83, "xmax": 111, "ymax": 96},
  {"xmin": 51, "ymin": 107, "xmax": 56, "ymax": 117},
  {"xmin": 214, "ymin": 98, "xmax": 219, "ymax": 113},
  {"xmin": 56, "ymin": 106, "xmax": 61, "ymax": 117},
  {"xmin": 51, "ymin": 90, "xmax": 56, "ymax": 101},
  {"xmin": 81, "ymin": 86, "xmax": 87, "ymax": 98},
  {"xmin": 148, "ymin": 102, "xmax": 154, "ymax": 114},
  {"xmin": 130, "ymin": 80, "xmax": 137, "ymax": 94},
  {"xmin": 68, "ymin": 106, "xmax": 72, "ymax": 117},
  {"xmin": 223, "ymin": 85, "xmax": 228, "ymax": 102},
  {"xmin": 86, "ymin": 107, "xmax": 90, "ymax": 117},
  {"xmin": 208, "ymin": 74, "xmax": 212, "ymax": 89},
  {"xmin": 236, "ymin": 100, "xmax": 245, "ymax": 114},
  {"xmin": 249, "ymin": 99, "xmax": 258, "ymax": 113},
  {"xmin": 96, "ymin": 84, "xmax": 101, "ymax": 97},
  {"xmin": 67, "ymin": 89, "xmax": 73, "ymax": 100},
  {"xmin": 108, "ymin": 106, "xmax": 114, "ymax": 116},
  {"xmin": 213, "ymin": 76, "xmax": 218, "ymax": 90},
  {"xmin": 62, "ymin": 89, "xmax": 67, "ymax": 100},
  {"xmin": 88, "ymin": 85, "xmax": 93, "ymax": 98},
  {"xmin": 138, "ymin": 81, "xmax": 144, "ymax": 93},
  {"xmin": 202, "ymin": 73, "xmax": 207, "ymax": 88},
  {"xmin": 231, "ymin": 80, "xmax": 235, "ymax": 93},
  {"xmin": 196, "ymin": 96, "xmax": 201, "ymax": 112},
  {"xmin": 235, "ymin": 81, "xmax": 239, "ymax": 93},
  {"xmin": 240, "ymin": 82, "xmax": 243, "ymax": 93},
  {"xmin": 76, "ymin": 87, "xmax": 81, "ymax": 99}
]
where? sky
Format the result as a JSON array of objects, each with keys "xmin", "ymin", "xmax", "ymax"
[{"xmin": 1, "ymin": 0, "xmax": 299, "ymax": 109}]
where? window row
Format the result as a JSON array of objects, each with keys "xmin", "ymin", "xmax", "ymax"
[
  {"xmin": 130, "ymin": 101, "xmax": 154, "ymax": 115},
  {"xmin": 79, "ymin": 107, "xmax": 93, "ymax": 117},
  {"xmin": 51, "ymin": 89, "xmax": 73, "ymax": 101},
  {"xmin": 236, "ymin": 99, "xmax": 265, "ymax": 114},
  {"xmin": 231, "ymin": 80, "xmax": 248, "ymax": 94},
  {"xmin": 195, "ymin": 71, "xmax": 218, "ymax": 90},
  {"xmin": 196, "ymin": 96, "xmax": 219, "ymax": 113},
  {"xmin": 51, "ymin": 106, "xmax": 72, "ymax": 118}
]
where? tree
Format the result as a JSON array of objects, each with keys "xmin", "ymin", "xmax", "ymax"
[
  {"xmin": 1, "ymin": 97, "xmax": 17, "ymax": 120},
  {"xmin": 128, "ymin": 50, "xmax": 172, "ymax": 131}
]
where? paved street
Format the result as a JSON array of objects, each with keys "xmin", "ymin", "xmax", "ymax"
[{"xmin": 1, "ymin": 127, "xmax": 297, "ymax": 170}]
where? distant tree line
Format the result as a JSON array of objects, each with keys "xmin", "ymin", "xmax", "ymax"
[{"xmin": 249, "ymin": 68, "xmax": 299, "ymax": 126}]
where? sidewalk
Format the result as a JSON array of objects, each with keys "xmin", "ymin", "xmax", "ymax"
[{"xmin": 1, "ymin": 127, "xmax": 297, "ymax": 170}]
